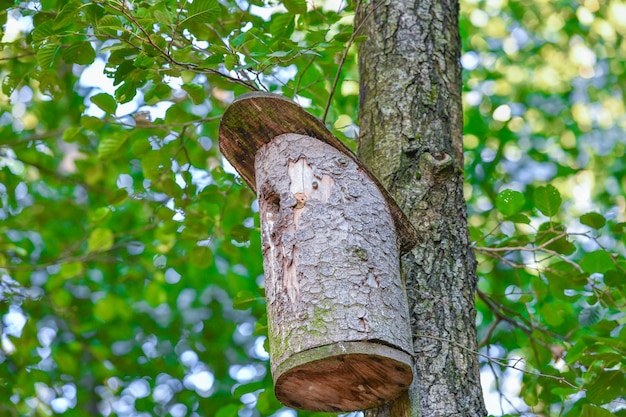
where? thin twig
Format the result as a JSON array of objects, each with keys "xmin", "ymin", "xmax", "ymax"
[
  {"xmin": 474, "ymin": 231, "xmax": 568, "ymax": 253},
  {"xmin": 1, "ymin": 129, "xmax": 65, "ymax": 148},
  {"xmin": 416, "ymin": 333, "xmax": 578, "ymax": 389},
  {"xmin": 0, "ymin": 53, "xmax": 37, "ymax": 61},
  {"xmin": 323, "ymin": 0, "xmax": 372, "ymax": 122}
]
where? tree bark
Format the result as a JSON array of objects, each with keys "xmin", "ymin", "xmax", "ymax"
[{"xmin": 356, "ymin": 1, "xmax": 488, "ymax": 416}]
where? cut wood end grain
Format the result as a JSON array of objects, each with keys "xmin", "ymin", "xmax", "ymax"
[{"xmin": 273, "ymin": 341, "xmax": 413, "ymax": 412}]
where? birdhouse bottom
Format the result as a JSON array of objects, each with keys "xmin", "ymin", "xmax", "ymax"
[
  {"xmin": 274, "ymin": 341, "xmax": 413, "ymax": 412},
  {"xmin": 254, "ymin": 133, "xmax": 414, "ymax": 412}
]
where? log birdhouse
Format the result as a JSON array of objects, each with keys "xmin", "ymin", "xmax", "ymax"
[{"xmin": 218, "ymin": 92, "xmax": 418, "ymax": 412}]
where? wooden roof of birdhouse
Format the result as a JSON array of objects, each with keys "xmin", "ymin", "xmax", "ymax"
[{"xmin": 218, "ymin": 92, "xmax": 418, "ymax": 254}]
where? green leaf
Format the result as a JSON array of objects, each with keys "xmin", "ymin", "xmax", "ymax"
[
  {"xmin": 333, "ymin": 32, "xmax": 352, "ymax": 42},
  {"xmin": 2, "ymin": 73, "xmax": 20, "ymax": 96},
  {"xmin": 62, "ymin": 126, "xmax": 84, "ymax": 143},
  {"xmin": 51, "ymin": 289, "xmax": 73, "ymax": 307},
  {"xmin": 132, "ymin": 138, "xmax": 151, "ymax": 157},
  {"xmin": 565, "ymin": 341, "xmax": 587, "ymax": 363},
  {"xmin": 153, "ymin": 9, "xmax": 172, "ymax": 26},
  {"xmin": 223, "ymin": 54, "xmax": 238, "ymax": 71},
  {"xmin": 36, "ymin": 44, "xmax": 59, "ymax": 69},
  {"xmin": 37, "ymin": 70, "xmax": 64, "ymax": 99},
  {"xmin": 229, "ymin": 224, "xmax": 251, "ymax": 242},
  {"xmin": 97, "ymin": 15, "xmax": 124, "ymax": 30},
  {"xmin": 108, "ymin": 189, "xmax": 128, "ymax": 206},
  {"xmin": 233, "ymin": 290, "xmax": 261, "ymax": 310},
  {"xmin": 504, "ymin": 213, "xmax": 531, "ymax": 224},
  {"xmin": 107, "ymin": 189, "xmax": 128, "ymax": 206},
  {"xmin": 539, "ymin": 301, "xmax": 573, "ymax": 326},
  {"xmin": 270, "ymin": 13, "xmax": 295, "ymax": 41},
  {"xmin": 62, "ymin": 41, "xmax": 96, "ymax": 65},
  {"xmin": 580, "ymin": 250, "xmax": 614, "ymax": 274},
  {"xmin": 183, "ymin": 0, "xmax": 220, "ymax": 25},
  {"xmin": 145, "ymin": 281, "xmax": 167, "ymax": 307},
  {"xmin": 89, "ymin": 207, "xmax": 112, "ymax": 224},
  {"xmin": 81, "ymin": 115, "xmax": 105, "ymax": 130},
  {"xmin": 94, "ymin": 294, "xmax": 122, "ymax": 322},
  {"xmin": 544, "ymin": 261, "xmax": 587, "ymax": 300},
  {"xmin": 87, "ymin": 228, "xmax": 114, "ymax": 253},
  {"xmin": 54, "ymin": 0, "xmax": 81, "ymax": 29},
  {"xmin": 32, "ymin": 21, "xmax": 55, "ymax": 45},
  {"xmin": 604, "ymin": 270, "xmax": 626, "ymax": 288},
  {"xmin": 612, "ymin": 222, "xmax": 626, "ymax": 234},
  {"xmin": 215, "ymin": 404, "xmax": 240, "ymax": 417},
  {"xmin": 90, "ymin": 93, "xmax": 118, "ymax": 114},
  {"xmin": 581, "ymin": 404, "xmax": 617, "ymax": 417},
  {"xmin": 496, "ymin": 189, "xmax": 525, "ymax": 216},
  {"xmin": 283, "ymin": 0, "xmax": 307, "ymax": 14},
  {"xmin": 60, "ymin": 261, "xmax": 84, "ymax": 279},
  {"xmin": 190, "ymin": 246, "xmax": 213, "ymax": 268},
  {"xmin": 98, "ymin": 133, "xmax": 128, "ymax": 159},
  {"xmin": 533, "ymin": 184, "xmax": 561, "ymax": 217},
  {"xmin": 580, "ymin": 212, "xmax": 606, "ymax": 229},
  {"xmin": 182, "ymin": 83, "xmax": 206, "ymax": 105},
  {"xmin": 586, "ymin": 371, "xmax": 625, "ymax": 404},
  {"xmin": 115, "ymin": 80, "xmax": 139, "ymax": 104},
  {"xmin": 579, "ymin": 304, "xmax": 604, "ymax": 326},
  {"xmin": 134, "ymin": 53, "xmax": 154, "ymax": 69},
  {"xmin": 536, "ymin": 222, "xmax": 575, "ymax": 255},
  {"xmin": 267, "ymin": 50, "xmax": 291, "ymax": 58},
  {"xmin": 141, "ymin": 151, "xmax": 168, "ymax": 180}
]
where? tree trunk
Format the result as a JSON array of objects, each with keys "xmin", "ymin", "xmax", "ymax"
[{"xmin": 356, "ymin": 1, "xmax": 488, "ymax": 416}]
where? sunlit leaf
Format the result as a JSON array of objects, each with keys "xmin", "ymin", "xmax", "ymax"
[
  {"xmin": 62, "ymin": 126, "xmax": 84, "ymax": 143},
  {"xmin": 98, "ymin": 133, "xmax": 128, "ymax": 159},
  {"xmin": 36, "ymin": 45, "xmax": 58, "ymax": 69},
  {"xmin": 183, "ymin": 0, "xmax": 220, "ymax": 25},
  {"xmin": 533, "ymin": 184, "xmax": 561, "ymax": 217},
  {"xmin": 54, "ymin": 0, "xmax": 81, "ymax": 29},
  {"xmin": 283, "ymin": 0, "xmax": 307, "ymax": 14},
  {"xmin": 182, "ymin": 83, "xmax": 206, "ymax": 105},
  {"xmin": 32, "ymin": 21, "xmax": 55, "ymax": 44},
  {"xmin": 496, "ymin": 189, "xmax": 525, "ymax": 215},
  {"xmin": 60, "ymin": 261, "xmax": 84, "ymax": 279},
  {"xmin": 145, "ymin": 281, "xmax": 167, "ymax": 307},
  {"xmin": 90, "ymin": 93, "xmax": 118, "ymax": 114},
  {"xmin": 94, "ymin": 294, "xmax": 122, "ymax": 322},
  {"xmin": 87, "ymin": 228, "xmax": 114, "ymax": 253}
]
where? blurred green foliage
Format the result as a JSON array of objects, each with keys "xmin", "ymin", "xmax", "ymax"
[{"xmin": 0, "ymin": 0, "xmax": 625, "ymax": 416}]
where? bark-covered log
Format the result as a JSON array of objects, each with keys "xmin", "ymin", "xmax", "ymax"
[
  {"xmin": 219, "ymin": 96, "xmax": 420, "ymax": 412},
  {"xmin": 356, "ymin": 0, "xmax": 488, "ymax": 416}
]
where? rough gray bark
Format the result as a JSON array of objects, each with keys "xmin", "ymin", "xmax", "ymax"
[
  {"xmin": 356, "ymin": 0, "xmax": 488, "ymax": 416},
  {"xmin": 254, "ymin": 133, "xmax": 413, "ymax": 411}
]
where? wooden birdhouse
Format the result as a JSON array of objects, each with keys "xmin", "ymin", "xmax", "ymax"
[{"xmin": 218, "ymin": 92, "xmax": 418, "ymax": 412}]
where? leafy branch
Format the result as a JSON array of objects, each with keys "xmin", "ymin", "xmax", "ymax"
[{"xmin": 99, "ymin": 0, "xmax": 259, "ymax": 91}]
